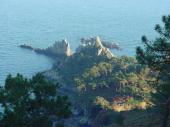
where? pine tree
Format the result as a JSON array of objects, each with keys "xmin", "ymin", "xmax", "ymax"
[
  {"xmin": 0, "ymin": 73, "xmax": 72, "ymax": 127},
  {"xmin": 136, "ymin": 15, "xmax": 170, "ymax": 127}
]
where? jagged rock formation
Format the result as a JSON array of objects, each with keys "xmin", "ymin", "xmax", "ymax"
[
  {"xmin": 20, "ymin": 39, "xmax": 73, "ymax": 58},
  {"xmin": 95, "ymin": 36, "xmax": 115, "ymax": 58},
  {"xmin": 77, "ymin": 36, "xmax": 115, "ymax": 59},
  {"xmin": 46, "ymin": 39, "xmax": 73, "ymax": 57},
  {"xmin": 80, "ymin": 37, "xmax": 121, "ymax": 50},
  {"xmin": 20, "ymin": 37, "xmax": 115, "ymax": 59},
  {"xmin": 20, "ymin": 36, "xmax": 115, "ymax": 59}
]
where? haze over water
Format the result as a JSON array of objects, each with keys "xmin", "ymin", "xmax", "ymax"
[{"xmin": 0, "ymin": 0, "xmax": 170, "ymax": 83}]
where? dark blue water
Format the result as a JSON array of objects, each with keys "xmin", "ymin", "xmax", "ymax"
[{"xmin": 0, "ymin": 0, "xmax": 170, "ymax": 84}]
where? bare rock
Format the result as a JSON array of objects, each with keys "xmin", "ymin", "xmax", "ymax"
[
  {"xmin": 46, "ymin": 39, "xmax": 73, "ymax": 57},
  {"xmin": 94, "ymin": 36, "xmax": 115, "ymax": 58},
  {"xmin": 77, "ymin": 36, "xmax": 116, "ymax": 59}
]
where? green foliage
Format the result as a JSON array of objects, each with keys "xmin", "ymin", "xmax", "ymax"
[
  {"xmin": 50, "ymin": 40, "xmax": 156, "ymax": 124},
  {"xmin": 126, "ymin": 98, "xmax": 141, "ymax": 106},
  {"xmin": 0, "ymin": 73, "xmax": 71, "ymax": 127},
  {"xmin": 136, "ymin": 15, "xmax": 170, "ymax": 127},
  {"xmin": 95, "ymin": 96, "xmax": 111, "ymax": 109},
  {"xmin": 71, "ymin": 55, "xmax": 155, "ymax": 114},
  {"xmin": 75, "ymin": 57, "xmax": 154, "ymax": 101},
  {"xmin": 55, "ymin": 49, "xmax": 108, "ymax": 85},
  {"xmin": 137, "ymin": 17, "xmax": 170, "ymax": 92},
  {"xmin": 75, "ymin": 62, "xmax": 112, "ymax": 91},
  {"xmin": 136, "ymin": 16, "xmax": 170, "ymax": 72}
]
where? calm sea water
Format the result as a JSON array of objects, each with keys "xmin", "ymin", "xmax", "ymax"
[{"xmin": 0, "ymin": 0, "xmax": 170, "ymax": 84}]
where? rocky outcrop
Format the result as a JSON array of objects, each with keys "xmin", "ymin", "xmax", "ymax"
[
  {"xmin": 20, "ymin": 39, "xmax": 73, "ymax": 58},
  {"xmin": 45, "ymin": 39, "xmax": 73, "ymax": 57},
  {"xmin": 20, "ymin": 36, "xmax": 115, "ymax": 59},
  {"xmin": 77, "ymin": 36, "xmax": 116, "ymax": 59},
  {"xmin": 80, "ymin": 37, "xmax": 121, "ymax": 50},
  {"xmin": 95, "ymin": 36, "xmax": 115, "ymax": 58}
]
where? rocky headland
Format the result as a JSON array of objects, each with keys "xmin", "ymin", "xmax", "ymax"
[
  {"xmin": 20, "ymin": 36, "xmax": 118, "ymax": 59},
  {"xmin": 19, "ymin": 36, "xmax": 158, "ymax": 127},
  {"xmin": 20, "ymin": 36, "xmax": 120, "ymax": 127}
]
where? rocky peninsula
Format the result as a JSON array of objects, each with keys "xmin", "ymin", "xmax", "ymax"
[
  {"xmin": 19, "ymin": 36, "xmax": 119, "ymax": 126},
  {"xmin": 19, "ymin": 36, "xmax": 119, "ymax": 59},
  {"xmin": 18, "ymin": 36, "xmax": 157, "ymax": 127}
]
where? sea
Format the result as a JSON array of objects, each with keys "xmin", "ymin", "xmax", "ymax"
[{"xmin": 0, "ymin": 0, "xmax": 170, "ymax": 84}]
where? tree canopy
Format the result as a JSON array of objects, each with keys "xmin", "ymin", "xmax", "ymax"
[
  {"xmin": 136, "ymin": 15, "xmax": 170, "ymax": 127},
  {"xmin": 0, "ymin": 73, "xmax": 72, "ymax": 127}
]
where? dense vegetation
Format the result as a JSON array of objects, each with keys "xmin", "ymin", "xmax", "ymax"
[
  {"xmin": 49, "ymin": 15, "xmax": 170, "ymax": 127},
  {"xmin": 0, "ymin": 73, "xmax": 71, "ymax": 127},
  {"xmin": 48, "ymin": 40, "xmax": 157, "ymax": 126},
  {"xmin": 74, "ymin": 56, "xmax": 155, "ymax": 109}
]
